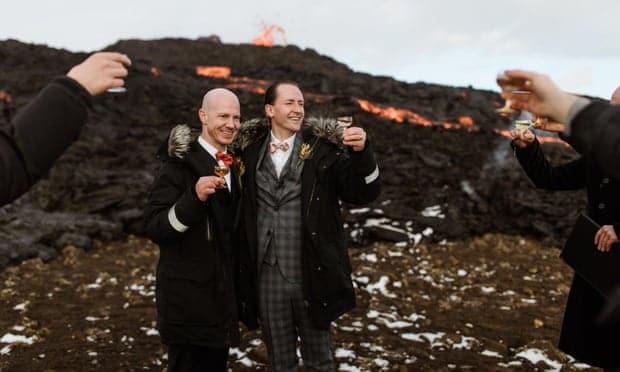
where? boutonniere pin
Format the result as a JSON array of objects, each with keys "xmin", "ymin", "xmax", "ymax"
[{"xmin": 297, "ymin": 142, "xmax": 314, "ymax": 168}]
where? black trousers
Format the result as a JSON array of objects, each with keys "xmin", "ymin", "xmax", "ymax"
[{"xmin": 167, "ymin": 344, "xmax": 229, "ymax": 372}]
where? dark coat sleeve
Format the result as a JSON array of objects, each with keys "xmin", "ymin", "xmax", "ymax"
[
  {"xmin": 143, "ymin": 160, "xmax": 207, "ymax": 244},
  {"xmin": 514, "ymin": 138, "xmax": 586, "ymax": 190},
  {"xmin": 0, "ymin": 76, "xmax": 91, "ymax": 206},
  {"xmin": 569, "ymin": 101, "xmax": 620, "ymax": 179},
  {"xmin": 333, "ymin": 139, "xmax": 381, "ymax": 205}
]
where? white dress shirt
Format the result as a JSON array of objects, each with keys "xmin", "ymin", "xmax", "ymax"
[
  {"xmin": 270, "ymin": 132, "xmax": 296, "ymax": 178},
  {"xmin": 198, "ymin": 136, "xmax": 231, "ymax": 192}
]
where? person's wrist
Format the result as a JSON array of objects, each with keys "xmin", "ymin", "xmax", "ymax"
[{"xmin": 554, "ymin": 92, "xmax": 578, "ymax": 124}]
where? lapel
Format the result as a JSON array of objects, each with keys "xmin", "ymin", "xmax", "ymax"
[
  {"xmin": 242, "ymin": 132, "xmax": 268, "ymax": 210},
  {"xmin": 279, "ymin": 134, "xmax": 304, "ymax": 182},
  {"xmin": 300, "ymin": 130, "xmax": 339, "ymax": 217},
  {"xmin": 255, "ymin": 134, "xmax": 279, "ymax": 198}
]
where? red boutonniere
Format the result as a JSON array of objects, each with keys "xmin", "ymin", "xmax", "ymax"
[{"xmin": 215, "ymin": 151, "xmax": 234, "ymax": 166}]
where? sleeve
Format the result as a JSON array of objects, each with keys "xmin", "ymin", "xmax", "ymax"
[
  {"xmin": 333, "ymin": 139, "xmax": 381, "ymax": 205},
  {"xmin": 568, "ymin": 101, "xmax": 620, "ymax": 179},
  {"xmin": 0, "ymin": 76, "xmax": 92, "ymax": 207},
  {"xmin": 143, "ymin": 161, "xmax": 207, "ymax": 244},
  {"xmin": 513, "ymin": 138, "xmax": 586, "ymax": 190}
]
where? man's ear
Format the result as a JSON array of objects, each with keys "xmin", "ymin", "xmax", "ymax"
[
  {"xmin": 265, "ymin": 104, "xmax": 274, "ymax": 118},
  {"xmin": 198, "ymin": 108, "xmax": 207, "ymax": 124}
]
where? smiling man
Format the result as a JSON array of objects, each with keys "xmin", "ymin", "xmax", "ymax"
[
  {"xmin": 233, "ymin": 81, "xmax": 381, "ymax": 371},
  {"xmin": 144, "ymin": 88, "xmax": 241, "ymax": 371}
]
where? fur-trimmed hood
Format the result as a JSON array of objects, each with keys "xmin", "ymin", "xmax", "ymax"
[
  {"xmin": 166, "ymin": 117, "xmax": 345, "ymax": 159},
  {"xmin": 230, "ymin": 116, "xmax": 344, "ymax": 153}
]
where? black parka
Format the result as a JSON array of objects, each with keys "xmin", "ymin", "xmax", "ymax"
[
  {"xmin": 144, "ymin": 126, "xmax": 241, "ymax": 347},
  {"xmin": 1, "ymin": 77, "xmax": 90, "ymax": 207},
  {"xmin": 234, "ymin": 118, "xmax": 381, "ymax": 330}
]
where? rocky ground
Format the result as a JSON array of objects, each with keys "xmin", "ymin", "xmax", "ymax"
[{"xmin": 0, "ymin": 234, "xmax": 599, "ymax": 371}]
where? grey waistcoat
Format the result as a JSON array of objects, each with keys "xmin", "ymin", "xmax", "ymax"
[{"xmin": 255, "ymin": 134, "xmax": 304, "ymax": 283}]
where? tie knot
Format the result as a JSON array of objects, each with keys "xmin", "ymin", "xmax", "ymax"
[
  {"xmin": 215, "ymin": 151, "xmax": 234, "ymax": 166},
  {"xmin": 270, "ymin": 142, "xmax": 290, "ymax": 153}
]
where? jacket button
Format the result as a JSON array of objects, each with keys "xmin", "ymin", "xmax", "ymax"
[
  {"xmin": 315, "ymin": 197, "xmax": 320, "ymax": 201},
  {"xmin": 599, "ymin": 203, "xmax": 606, "ymax": 209},
  {"xmin": 304, "ymin": 300, "xmax": 309, "ymax": 307},
  {"xmin": 311, "ymin": 232, "xmax": 317, "ymax": 236},
  {"xmin": 322, "ymin": 302, "xmax": 328, "ymax": 307},
  {"xmin": 602, "ymin": 178, "xmax": 610, "ymax": 184},
  {"xmin": 317, "ymin": 266, "xmax": 322, "ymax": 271}
]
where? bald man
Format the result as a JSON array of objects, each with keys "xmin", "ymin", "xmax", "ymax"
[{"xmin": 144, "ymin": 88, "xmax": 242, "ymax": 371}]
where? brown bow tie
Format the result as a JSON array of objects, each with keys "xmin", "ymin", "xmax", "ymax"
[{"xmin": 270, "ymin": 142, "xmax": 290, "ymax": 153}]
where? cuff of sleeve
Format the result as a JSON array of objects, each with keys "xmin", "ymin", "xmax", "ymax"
[
  {"xmin": 514, "ymin": 137, "xmax": 540, "ymax": 157},
  {"xmin": 349, "ymin": 139, "xmax": 378, "ymax": 175},
  {"xmin": 54, "ymin": 76, "xmax": 93, "ymax": 109},
  {"xmin": 613, "ymin": 224, "xmax": 620, "ymax": 238},
  {"xmin": 173, "ymin": 186, "xmax": 206, "ymax": 227},
  {"xmin": 565, "ymin": 97, "xmax": 591, "ymax": 136}
]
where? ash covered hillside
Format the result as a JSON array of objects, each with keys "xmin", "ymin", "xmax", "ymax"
[{"xmin": 0, "ymin": 38, "xmax": 584, "ymax": 268}]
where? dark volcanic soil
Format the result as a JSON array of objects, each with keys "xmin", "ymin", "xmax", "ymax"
[{"xmin": 0, "ymin": 235, "xmax": 598, "ymax": 371}]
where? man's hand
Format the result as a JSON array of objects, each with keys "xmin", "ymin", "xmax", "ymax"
[
  {"xmin": 595, "ymin": 225, "xmax": 619, "ymax": 252},
  {"xmin": 67, "ymin": 52, "xmax": 132, "ymax": 96},
  {"xmin": 195, "ymin": 176, "xmax": 222, "ymax": 201},
  {"xmin": 509, "ymin": 128, "xmax": 535, "ymax": 148},
  {"xmin": 503, "ymin": 70, "xmax": 577, "ymax": 125},
  {"xmin": 342, "ymin": 127, "xmax": 367, "ymax": 152}
]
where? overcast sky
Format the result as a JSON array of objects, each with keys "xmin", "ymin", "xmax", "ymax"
[{"xmin": 3, "ymin": 0, "xmax": 619, "ymax": 98}]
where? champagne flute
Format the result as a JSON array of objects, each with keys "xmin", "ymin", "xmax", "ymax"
[
  {"xmin": 495, "ymin": 72, "xmax": 527, "ymax": 117},
  {"xmin": 214, "ymin": 165, "xmax": 229, "ymax": 189},
  {"xmin": 337, "ymin": 116, "xmax": 353, "ymax": 143},
  {"xmin": 514, "ymin": 119, "xmax": 533, "ymax": 133},
  {"xmin": 337, "ymin": 116, "xmax": 353, "ymax": 128}
]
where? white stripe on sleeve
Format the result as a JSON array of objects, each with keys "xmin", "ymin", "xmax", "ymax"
[
  {"xmin": 365, "ymin": 165, "xmax": 380, "ymax": 184},
  {"xmin": 168, "ymin": 204, "xmax": 189, "ymax": 232}
]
